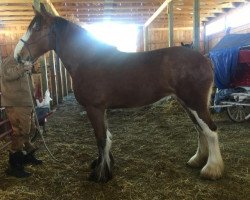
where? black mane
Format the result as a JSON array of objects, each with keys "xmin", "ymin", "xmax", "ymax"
[
  {"xmin": 28, "ymin": 15, "xmax": 42, "ymax": 31},
  {"xmin": 53, "ymin": 16, "xmax": 118, "ymax": 52}
]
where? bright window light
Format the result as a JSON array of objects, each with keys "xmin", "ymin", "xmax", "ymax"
[
  {"xmin": 206, "ymin": 3, "xmax": 250, "ymax": 36},
  {"xmin": 227, "ymin": 4, "xmax": 250, "ymax": 28},
  {"xmin": 206, "ymin": 17, "xmax": 226, "ymax": 36},
  {"xmin": 84, "ymin": 22, "xmax": 138, "ymax": 52}
]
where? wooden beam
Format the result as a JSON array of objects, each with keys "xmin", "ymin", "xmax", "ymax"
[
  {"xmin": 55, "ymin": 56, "xmax": 63, "ymax": 103},
  {"xmin": 40, "ymin": 55, "xmax": 48, "ymax": 95},
  {"xmin": 144, "ymin": 0, "xmax": 172, "ymax": 27},
  {"xmin": 143, "ymin": 26, "xmax": 148, "ymax": 51},
  {"xmin": 0, "ymin": 0, "xmax": 32, "ymax": 3},
  {"xmin": 193, "ymin": 0, "xmax": 200, "ymax": 51},
  {"xmin": 44, "ymin": 0, "xmax": 59, "ymax": 16},
  {"xmin": 61, "ymin": 63, "xmax": 68, "ymax": 97},
  {"xmin": 168, "ymin": 1, "xmax": 173, "ymax": 47},
  {"xmin": 66, "ymin": 72, "xmax": 73, "ymax": 93},
  {"xmin": 49, "ymin": 51, "xmax": 58, "ymax": 106},
  {"xmin": 33, "ymin": 0, "xmax": 40, "ymax": 11}
]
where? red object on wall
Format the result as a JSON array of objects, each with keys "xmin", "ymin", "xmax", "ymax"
[
  {"xmin": 231, "ymin": 50, "xmax": 250, "ymax": 87},
  {"xmin": 238, "ymin": 50, "xmax": 250, "ymax": 63}
]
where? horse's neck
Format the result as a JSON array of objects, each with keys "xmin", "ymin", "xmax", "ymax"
[
  {"xmin": 53, "ymin": 21, "xmax": 116, "ymax": 75},
  {"xmin": 53, "ymin": 23, "xmax": 89, "ymax": 73}
]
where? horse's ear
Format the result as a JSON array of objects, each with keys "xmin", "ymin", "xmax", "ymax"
[
  {"xmin": 32, "ymin": 5, "xmax": 40, "ymax": 16},
  {"xmin": 40, "ymin": 3, "xmax": 49, "ymax": 16}
]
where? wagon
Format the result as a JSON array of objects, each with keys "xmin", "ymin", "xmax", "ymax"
[{"xmin": 210, "ymin": 33, "xmax": 250, "ymax": 122}]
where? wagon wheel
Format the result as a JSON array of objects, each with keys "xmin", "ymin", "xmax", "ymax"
[{"xmin": 227, "ymin": 105, "xmax": 248, "ymax": 123}]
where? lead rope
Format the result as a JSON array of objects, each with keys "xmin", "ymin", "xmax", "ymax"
[{"xmin": 26, "ymin": 71, "xmax": 59, "ymax": 162}]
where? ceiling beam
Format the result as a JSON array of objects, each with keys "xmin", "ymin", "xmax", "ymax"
[
  {"xmin": 0, "ymin": 0, "xmax": 153, "ymax": 3},
  {"xmin": 144, "ymin": 0, "xmax": 172, "ymax": 27},
  {"xmin": 44, "ymin": 0, "xmax": 59, "ymax": 16}
]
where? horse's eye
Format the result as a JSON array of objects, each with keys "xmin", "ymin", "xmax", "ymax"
[
  {"xmin": 33, "ymin": 21, "xmax": 41, "ymax": 31},
  {"xmin": 34, "ymin": 24, "xmax": 40, "ymax": 31}
]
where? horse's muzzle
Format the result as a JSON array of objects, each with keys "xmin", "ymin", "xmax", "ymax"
[{"xmin": 16, "ymin": 54, "xmax": 23, "ymax": 64}]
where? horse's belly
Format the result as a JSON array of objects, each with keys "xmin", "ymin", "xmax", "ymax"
[{"xmin": 108, "ymin": 88, "xmax": 172, "ymax": 108}]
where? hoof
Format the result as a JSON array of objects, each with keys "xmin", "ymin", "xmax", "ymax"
[
  {"xmin": 91, "ymin": 153, "xmax": 114, "ymax": 169},
  {"xmin": 187, "ymin": 155, "xmax": 207, "ymax": 168},
  {"xmin": 89, "ymin": 154, "xmax": 114, "ymax": 183},
  {"xmin": 200, "ymin": 162, "xmax": 224, "ymax": 180},
  {"xmin": 5, "ymin": 167, "xmax": 31, "ymax": 178},
  {"xmin": 88, "ymin": 169, "xmax": 113, "ymax": 183}
]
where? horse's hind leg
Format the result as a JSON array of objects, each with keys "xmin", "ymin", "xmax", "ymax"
[
  {"xmin": 189, "ymin": 108, "xmax": 224, "ymax": 180},
  {"xmin": 182, "ymin": 107, "xmax": 208, "ymax": 168},
  {"xmin": 86, "ymin": 106, "xmax": 114, "ymax": 183}
]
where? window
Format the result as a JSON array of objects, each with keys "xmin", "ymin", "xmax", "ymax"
[
  {"xmin": 206, "ymin": 3, "xmax": 250, "ymax": 36},
  {"xmin": 84, "ymin": 22, "xmax": 138, "ymax": 52}
]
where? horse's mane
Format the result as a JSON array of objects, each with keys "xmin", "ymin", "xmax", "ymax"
[
  {"xmin": 28, "ymin": 15, "xmax": 42, "ymax": 31},
  {"xmin": 53, "ymin": 16, "xmax": 118, "ymax": 52}
]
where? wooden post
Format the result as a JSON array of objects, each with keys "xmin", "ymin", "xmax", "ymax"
[
  {"xmin": 193, "ymin": 0, "xmax": 200, "ymax": 51},
  {"xmin": 67, "ymin": 72, "xmax": 73, "ymax": 93},
  {"xmin": 0, "ymin": 47, "xmax": 2, "ymax": 65},
  {"xmin": 40, "ymin": 55, "xmax": 48, "ymax": 95},
  {"xmin": 33, "ymin": 0, "xmax": 40, "ymax": 11},
  {"xmin": 168, "ymin": 1, "xmax": 174, "ymax": 47},
  {"xmin": 203, "ymin": 22, "xmax": 207, "ymax": 54},
  {"xmin": 143, "ymin": 26, "xmax": 148, "ymax": 51},
  {"xmin": 55, "ymin": 55, "xmax": 63, "ymax": 103},
  {"xmin": 49, "ymin": 51, "xmax": 58, "ymax": 106},
  {"xmin": 61, "ymin": 61, "xmax": 68, "ymax": 97}
]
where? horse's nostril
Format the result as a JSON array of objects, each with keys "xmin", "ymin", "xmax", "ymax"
[{"xmin": 17, "ymin": 55, "xmax": 21, "ymax": 63}]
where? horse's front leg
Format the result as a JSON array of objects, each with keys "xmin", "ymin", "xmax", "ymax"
[{"xmin": 86, "ymin": 106, "xmax": 114, "ymax": 183}]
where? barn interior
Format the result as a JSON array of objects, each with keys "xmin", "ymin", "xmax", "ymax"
[{"xmin": 0, "ymin": 1, "xmax": 250, "ymax": 200}]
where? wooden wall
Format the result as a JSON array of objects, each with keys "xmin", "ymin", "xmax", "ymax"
[
  {"xmin": 0, "ymin": 25, "xmax": 23, "ymax": 60},
  {"xmin": 206, "ymin": 4, "xmax": 250, "ymax": 53},
  {"xmin": 206, "ymin": 23, "xmax": 250, "ymax": 53},
  {"xmin": 0, "ymin": 26, "xmax": 72, "ymax": 107},
  {"xmin": 144, "ymin": 26, "xmax": 205, "ymax": 54}
]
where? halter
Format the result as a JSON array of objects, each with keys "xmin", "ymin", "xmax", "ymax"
[{"xmin": 19, "ymin": 23, "xmax": 56, "ymax": 63}]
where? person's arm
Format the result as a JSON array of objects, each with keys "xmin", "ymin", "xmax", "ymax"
[{"xmin": 2, "ymin": 62, "xmax": 32, "ymax": 81}]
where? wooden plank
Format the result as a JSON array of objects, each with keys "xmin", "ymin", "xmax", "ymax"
[
  {"xmin": 0, "ymin": 130, "xmax": 12, "ymax": 140},
  {"xmin": 143, "ymin": 26, "xmax": 148, "ymax": 51},
  {"xmin": 168, "ymin": 1, "xmax": 173, "ymax": 47},
  {"xmin": 44, "ymin": 0, "xmax": 59, "ymax": 16},
  {"xmin": 193, "ymin": 0, "xmax": 200, "ymax": 50},
  {"xmin": 33, "ymin": 0, "xmax": 40, "ymax": 11},
  {"xmin": 61, "ymin": 63, "xmax": 68, "ymax": 97},
  {"xmin": 144, "ymin": 0, "xmax": 172, "ymax": 27},
  {"xmin": 0, "ymin": 0, "xmax": 32, "ymax": 3},
  {"xmin": 0, "ymin": 141, "xmax": 12, "ymax": 151},
  {"xmin": 49, "ymin": 51, "xmax": 58, "ymax": 106},
  {"xmin": 55, "ymin": 56, "xmax": 63, "ymax": 103},
  {"xmin": 40, "ymin": 55, "xmax": 48, "ymax": 95},
  {"xmin": 66, "ymin": 71, "xmax": 73, "ymax": 93}
]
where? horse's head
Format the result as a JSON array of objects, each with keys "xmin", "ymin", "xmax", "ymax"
[{"xmin": 14, "ymin": 3, "xmax": 55, "ymax": 64}]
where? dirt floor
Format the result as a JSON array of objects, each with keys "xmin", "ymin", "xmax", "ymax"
[{"xmin": 0, "ymin": 94, "xmax": 249, "ymax": 200}]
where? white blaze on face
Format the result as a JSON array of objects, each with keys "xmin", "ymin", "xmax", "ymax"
[{"xmin": 14, "ymin": 30, "xmax": 31, "ymax": 60}]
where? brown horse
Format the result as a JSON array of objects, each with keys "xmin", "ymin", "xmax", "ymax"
[{"xmin": 14, "ymin": 3, "xmax": 224, "ymax": 182}]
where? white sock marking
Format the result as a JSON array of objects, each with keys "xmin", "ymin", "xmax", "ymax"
[
  {"xmin": 189, "ymin": 109, "xmax": 223, "ymax": 168},
  {"xmin": 104, "ymin": 130, "xmax": 112, "ymax": 169}
]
